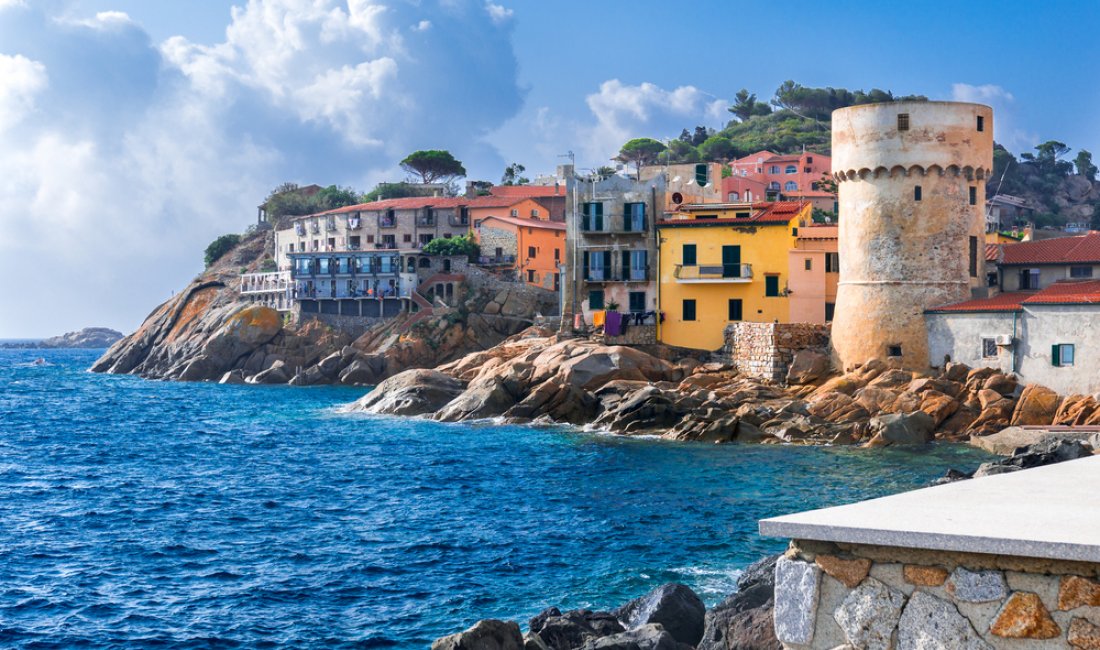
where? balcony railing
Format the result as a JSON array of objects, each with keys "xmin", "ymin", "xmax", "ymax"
[
  {"xmin": 295, "ymin": 285, "xmax": 411, "ymax": 300},
  {"xmin": 476, "ymin": 255, "xmax": 516, "ymax": 266},
  {"xmin": 673, "ymin": 263, "xmax": 753, "ymax": 282},
  {"xmin": 580, "ymin": 215, "xmax": 647, "ymax": 234},
  {"xmin": 449, "ymin": 216, "xmax": 470, "ymax": 227},
  {"xmin": 417, "ymin": 216, "xmax": 435, "ymax": 227},
  {"xmin": 379, "ymin": 217, "xmax": 396, "ymax": 228},
  {"xmin": 585, "ymin": 267, "xmax": 610, "ymax": 282},
  {"xmin": 240, "ymin": 270, "xmax": 292, "ymax": 294}
]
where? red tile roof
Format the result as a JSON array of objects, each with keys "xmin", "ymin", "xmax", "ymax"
[
  {"xmin": 928, "ymin": 280, "xmax": 1100, "ymax": 313},
  {"xmin": 661, "ymin": 201, "xmax": 809, "ymax": 226},
  {"xmin": 302, "ymin": 194, "xmax": 533, "ymax": 218},
  {"xmin": 1001, "ymin": 232, "xmax": 1100, "ymax": 265},
  {"xmin": 473, "ymin": 214, "xmax": 566, "ymax": 230},
  {"xmin": 489, "ymin": 185, "xmax": 564, "ymax": 198}
]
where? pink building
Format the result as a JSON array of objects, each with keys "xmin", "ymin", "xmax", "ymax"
[
  {"xmin": 728, "ymin": 150, "xmax": 835, "ymax": 213},
  {"xmin": 787, "ymin": 225, "xmax": 839, "ymax": 324}
]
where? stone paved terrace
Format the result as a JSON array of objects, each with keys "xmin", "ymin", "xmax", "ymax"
[{"xmin": 759, "ymin": 456, "xmax": 1100, "ymax": 649}]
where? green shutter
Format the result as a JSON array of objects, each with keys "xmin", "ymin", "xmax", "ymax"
[{"xmin": 1052, "ymin": 344, "xmax": 1061, "ymax": 366}]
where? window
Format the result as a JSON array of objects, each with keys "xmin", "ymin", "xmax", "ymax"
[
  {"xmin": 969, "ymin": 186, "xmax": 977, "ymax": 206},
  {"xmin": 728, "ymin": 298, "xmax": 743, "ymax": 321},
  {"xmin": 824, "ymin": 302, "xmax": 835, "ymax": 322},
  {"xmin": 825, "ymin": 253, "xmax": 840, "ymax": 273},
  {"xmin": 735, "ymin": 211, "xmax": 751, "ymax": 219},
  {"xmin": 582, "ymin": 202, "xmax": 604, "ymax": 231},
  {"xmin": 629, "ymin": 291, "xmax": 646, "ymax": 313},
  {"xmin": 914, "ymin": 185, "xmax": 922, "ymax": 201},
  {"xmin": 765, "ymin": 275, "xmax": 780, "ymax": 297},
  {"xmin": 1071, "ymin": 266, "xmax": 1093, "ymax": 278},
  {"xmin": 804, "ymin": 167, "xmax": 811, "ymax": 173},
  {"xmin": 792, "ymin": 227, "xmax": 799, "ymax": 237},
  {"xmin": 554, "ymin": 248, "xmax": 561, "ymax": 261},
  {"xmin": 982, "ymin": 338, "xmax": 998, "ymax": 359},
  {"xmin": 403, "ymin": 233, "xmax": 412, "ymax": 243},
  {"xmin": 628, "ymin": 250, "xmax": 648, "ymax": 281},
  {"xmin": 695, "ymin": 163, "xmax": 709, "ymax": 186},
  {"xmin": 768, "ymin": 181, "xmax": 780, "ymax": 191},
  {"xmin": 588, "ymin": 290, "xmax": 604, "ymax": 310},
  {"xmin": 682, "ymin": 299, "xmax": 697, "ymax": 321},
  {"xmin": 806, "ymin": 156, "xmax": 813, "ymax": 164},
  {"xmin": 987, "ymin": 272, "xmax": 998, "ymax": 287},
  {"xmin": 1053, "ymin": 343, "xmax": 1075, "ymax": 367},
  {"xmin": 553, "ymin": 273, "xmax": 560, "ymax": 292},
  {"xmin": 419, "ymin": 234, "xmax": 433, "ymax": 247},
  {"xmin": 785, "ymin": 165, "xmax": 797, "ymax": 174},
  {"xmin": 977, "ymin": 115, "xmax": 985, "ymax": 132},
  {"xmin": 531, "ymin": 208, "xmax": 540, "ymax": 218},
  {"xmin": 527, "ymin": 270, "xmax": 537, "ymax": 283},
  {"xmin": 288, "ymin": 243, "xmax": 295, "ymax": 252},
  {"xmin": 887, "ymin": 344, "xmax": 903, "ymax": 358},
  {"xmin": 1020, "ymin": 268, "xmax": 1041, "ymax": 290},
  {"xmin": 769, "ymin": 165, "xmax": 780, "ymax": 174},
  {"xmin": 897, "ymin": 113, "xmax": 909, "ymax": 131},
  {"xmin": 728, "ymin": 191, "xmax": 740, "ymax": 201},
  {"xmin": 624, "ymin": 202, "xmax": 646, "ymax": 231},
  {"xmin": 969, "ymin": 236, "xmax": 978, "ymax": 278},
  {"xmin": 528, "ymin": 246, "xmax": 537, "ymax": 259},
  {"xmin": 367, "ymin": 235, "xmax": 375, "ymax": 243},
  {"xmin": 682, "ymin": 244, "xmax": 697, "ymax": 266},
  {"xmin": 784, "ymin": 181, "xmax": 798, "ymax": 191},
  {"xmin": 804, "ymin": 258, "xmax": 812, "ymax": 271}
]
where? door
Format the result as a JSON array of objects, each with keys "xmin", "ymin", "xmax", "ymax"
[{"xmin": 722, "ymin": 245, "xmax": 741, "ymax": 277}]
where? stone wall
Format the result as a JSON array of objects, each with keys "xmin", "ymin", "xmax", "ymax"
[
  {"xmin": 724, "ymin": 322, "xmax": 830, "ymax": 382},
  {"xmin": 774, "ymin": 540, "xmax": 1100, "ymax": 649},
  {"xmin": 604, "ymin": 324, "xmax": 657, "ymax": 346}
]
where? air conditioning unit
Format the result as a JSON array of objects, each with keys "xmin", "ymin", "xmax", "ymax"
[{"xmin": 995, "ymin": 334, "xmax": 1013, "ymax": 346}]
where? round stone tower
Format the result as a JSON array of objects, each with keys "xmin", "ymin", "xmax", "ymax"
[{"xmin": 830, "ymin": 101, "xmax": 993, "ymax": 371}]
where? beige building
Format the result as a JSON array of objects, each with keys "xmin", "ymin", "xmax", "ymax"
[{"xmin": 830, "ymin": 101, "xmax": 993, "ymax": 371}]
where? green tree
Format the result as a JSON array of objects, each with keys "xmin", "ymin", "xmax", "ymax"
[
  {"xmin": 399, "ymin": 150, "xmax": 467, "ymax": 184},
  {"xmin": 661, "ymin": 139, "xmax": 700, "ymax": 163},
  {"xmin": 204, "ymin": 233, "xmax": 241, "ymax": 268},
  {"xmin": 594, "ymin": 166, "xmax": 616, "ymax": 181},
  {"xmin": 698, "ymin": 135, "xmax": 738, "ymax": 162},
  {"xmin": 616, "ymin": 138, "xmax": 667, "ymax": 178},
  {"xmin": 729, "ymin": 89, "xmax": 771, "ymax": 121},
  {"xmin": 363, "ymin": 182, "xmax": 437, "ymax": 202},
  {"xmin": 501, "ymin": 163, "xmax": 529, "ymax": 186},
  {"xmin": 1075, "ymin": 150, "xmax": 1097, "ymax": 181},
  {"xmin": 421, "ymin": 234, "xmax": 480, "ymax": 259},
  {"xmin": 314, "ymin": 185, "xmax": 363, "ymax": 211},
  {"xmin": 691, "ymin": 126, "xmax": 710, "ymax": 146}
]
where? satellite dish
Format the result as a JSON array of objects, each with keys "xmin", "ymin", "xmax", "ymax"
[{"xmin": 672, "ymin": 192, "xmax": 684, "ymax": 205}]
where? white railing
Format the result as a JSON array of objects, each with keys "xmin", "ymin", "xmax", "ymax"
[{"xmin": 240, "ymin": 270, "xmax": 292, "ymax": 294}]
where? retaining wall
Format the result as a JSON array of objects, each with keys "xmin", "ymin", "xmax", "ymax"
[{"xmin": 723, "ymin": 322, "xmax": 830, "ymax": 382}]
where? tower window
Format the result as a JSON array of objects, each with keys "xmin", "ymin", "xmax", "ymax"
[
  {"xmin": 969, "ymin": 186, "xmax": 977, "ymax": 205},
  {"xmin": 887, "ymin": 344, "xmax": 903, "ymax": 358},
  {"xmin": 914, "ymin": 185, "xmax": 922, "ymax": 201},
  {"xmin": 897, "ymin": 113, "xmax": 910, "ymax": 131},
  {"xmin": 977, "ymin": 115, "xmax": 985, "ymax": 132}
]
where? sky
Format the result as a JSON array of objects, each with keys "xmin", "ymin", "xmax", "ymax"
[{"xmin": 1, "ymin": 0, "xmax": 1098, "ymax": 337}]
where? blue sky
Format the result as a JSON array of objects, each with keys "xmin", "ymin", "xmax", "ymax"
[{"xmin": 1, "ymin": 0, "xmax": 1098, "ymax": 337}]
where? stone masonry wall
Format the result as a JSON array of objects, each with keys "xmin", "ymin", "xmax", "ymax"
[
  {"xmin": 774, "ymin": 540, "xmax": 1100, "ymax": 649},
  {"xmin": 724, "ymin": 322, "xmax": 830, "ymax": 382}
]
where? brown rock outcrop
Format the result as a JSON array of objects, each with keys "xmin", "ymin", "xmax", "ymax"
[{"xmin": 1011, "ymin": 384, "xmax": 1062, "ymax": 426}]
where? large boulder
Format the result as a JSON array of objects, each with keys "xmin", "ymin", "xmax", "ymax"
[
  {"xmin": 1010, "ymin": 384, "xmax": 1062, "ymax": 426},
  {"xmin": 582, "ymin": 624, "xmax": 689, "ymax": 650},
  {"xmin": 866, "ymin": 412, "xmax": 935, "ymax": 446},
  {"xmin": 699, "ymin": 555, "xmax": 780, "ymax": 650},
  {"xmin": 432, "ymin": 619, "xmax": 523, "ymax": 650},
  {"xmin": 248, "ymin": 359, "xmax": 290, "ymax": 384},
  {"xmin": 351, "ymin": 369, "xmax": 467, "ymax": 416},
  {"xmin": 785, "ymin": 350, "xmax": 830, "ymax": 385},
  {"xmin": 612, "ymin": 584, "xmax": 705, "ymax": 647},
  {"xmin": 530, "ymin": 609, "xmax": 624, "ymax": 650}
]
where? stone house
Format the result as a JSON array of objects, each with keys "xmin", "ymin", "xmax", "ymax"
[
  {"xmin": 998, "ymin": 231, "xmax": 1100, "ymax": 291},
  {"xmin": 472, "ymin": 213, "xmax": 565, "ymax": 291},
  {"xmin": 926, "ymin": 279, "xmax": 1100, "ymax": 395}
]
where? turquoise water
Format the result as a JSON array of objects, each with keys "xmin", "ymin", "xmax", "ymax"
[{"xmin": 0, "ymin": 348, "xmax": 993, "ymax": 648}]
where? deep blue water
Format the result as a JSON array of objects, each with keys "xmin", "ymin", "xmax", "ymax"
[{"xmin": 0, "ymin": 348, "xmax": 993, "ymax": 648}]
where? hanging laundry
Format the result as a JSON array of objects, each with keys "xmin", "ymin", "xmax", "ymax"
[
  {"xmin": 592, "ymin": 310, "xmax": 606, "ymax": 327},
  {"xmin": 604, "ymin": 311, "xmax": 622, "ymax": 336}
]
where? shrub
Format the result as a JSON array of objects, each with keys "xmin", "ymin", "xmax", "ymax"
[
  {"xmin": 421, "ymin": 234, "xmax": 479, "ymax": 259},
  {"xmin": 204, "ymin": 233, "xmax": 241, "ymax": 268}
]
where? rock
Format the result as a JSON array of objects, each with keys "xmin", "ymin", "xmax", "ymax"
[
  {"xmin": 946, "ymin": 567, "xmax": 1007, "ymax": 603},
  {"xmin": 612, "ymin": 583, "xmax": 705, "ymax": 647},
  {"xmin": 814, "ymin": 555, "xmax": 871, "ymax": 589},
  {"xmin": 249, "ymin": 360, "xmax": 290, "ymax": 384},
  {"xmin": 524, "ymin": 633, "xmax": 550, "ymax": 650},
  {"xmin": 903, "ymin": 565, "xmax": 948, "ymax": 587},
  {"xmin": 36, "ymin": 327, "xmax": 125, "ymax": 349},
  {"xmin": 813, "ymin": 376, "xmax": 865, "ymax": 397},
  {"xmin": 339, "ymin": 358, "xmax": 382, "ymax": 385},
  {"xmin": 833, "ymin": 577, "xmax": 906, "ymax": 650},
  {"xmin": 786, "ymin": 350, "xmax": 831, "ymax": 385},
  {"xmin": 896, "ymin": 591, "xmax": 992, "ymax": 650},
  {"xmin": 868, "ymin": 369, "xmax": 914, "ymax": 390},
  {"xmin": 1055, "ymin": 394, "xmax": 1100, "ymax": 425},
  {"xmin": 699, "ymin": 555, "xmax": 780, "ymax": 650},
  {"xmin": 532, "ymin": 610, "xmax": 624, "ymax": 650},
  {"xmin": 582, "ymin": 624, "xmax": 688, "ymax": 650},
  {"xmin": 977, "ymin": 389, "xmax": 1004, "ymax": 410},
  {"xmin": 1069, "ymin": 617, "xmax": 1100, "ymax": 649},
  {"xmin": 1059, "ymin": 575, "xmax": 1100, "ymax": 610},
  {"xmin": 807, "ymin": 391, "xmax": 870, "ymax": 424},
  {"xmin": 350, "ymin": 369, "xmax": 466, "ymax": 416},
  {"xmin": 867, "ymin": 412, "xmax": 934, "ymax": 446},
  {"xmin": 316, "ymin": 351, "xmax": 347, "ymax": 377},
  {"xmin": 972, "ymin": 463, "xmax": 1023, "ymax": 478},
  {"xmin": 854, "ymin": 386, "xmax": 901, "ymax": 414},
  {"xmin": 943, "ymin": 361, "xmax": 971, "ymax": 382},
  {"xmin": 983, "ymin": 373, "xmax": 1018, "ymax": 396},
  {"xmin": 989, "ymin": 591, "xmax": 1060, "ymax": 639},
  {"xmin": 967, "ymin": 398, "xmax": 1016, "ymax": 436},
  {"xmin": 218, "ymin": 369, "xmax": 247, "ymax": 384},
  {"xmin": 773, "ymin": 557, "xmax": 821, "ymax": 646},
  {"xmin": 1001, "ymin": 437, "xmax": 1094, "ymax": 470},
  {"xmin": 1010, "ymin": 384, "xmax": 1062, "ymax": 426},
  {"xmin": 431, "ymin": 619, "xmax": 524, "ymax": 650},
  {"xmin": 918, "ymin": 391, "xmax": 959, "ymax": 427}
]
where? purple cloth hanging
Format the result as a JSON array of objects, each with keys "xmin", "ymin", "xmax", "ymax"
[{"xmin": 604, "ymin": 311, "xmax": 623, "ymax": 337}]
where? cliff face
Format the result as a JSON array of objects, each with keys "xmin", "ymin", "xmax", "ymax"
[{"xmin": 91, "ymin": 232, "xmax": 556, "ymax": 385}]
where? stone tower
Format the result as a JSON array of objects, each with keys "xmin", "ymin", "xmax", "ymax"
[{"xmin": 830, "ymin": 101, "xmax": 993, "ymax": 371}]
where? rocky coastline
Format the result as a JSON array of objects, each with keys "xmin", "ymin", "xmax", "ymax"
[{"xmin": 3, "ymin": 327, "xmax": 123, "ymax": 349}]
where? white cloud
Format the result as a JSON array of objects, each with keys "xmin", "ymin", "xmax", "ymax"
[
  {"xmin": 0, "ymin": 0, "xmax": 524, "ymax": 337},
  {"xmin": 485, "ymin": 2, "xmax": 513, "ymax": 24},
  {"xmin": 951, "ymin": 82, "xmax": 1035, "ymax": 155},
  {"xmin": 0, "ymin": 53, "xmax": 47, "ymax": 131}
]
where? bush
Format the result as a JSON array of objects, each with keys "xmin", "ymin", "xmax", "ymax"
[
  {"xmin": 421, "ymin": 234, "xmax": 480, "ymax": 259},
  {"xmin": 204, "ymin": 233, "xmax": 241, "ymax": 268}
]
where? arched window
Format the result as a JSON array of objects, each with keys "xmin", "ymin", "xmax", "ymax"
[
  {"xmin": 785, "ymin": 181, "xmax": 798, "ymax": 192},
  {"xmin": 768, "ymin": 181, "xmax": 780, "ymax": 190},
  {"xmin": 785, "ymin": 165, "xmax": 797, "ymax": 174},
  {"xmin": 727, "ymin": 191, "xmax": 739, "ymax": 201}
]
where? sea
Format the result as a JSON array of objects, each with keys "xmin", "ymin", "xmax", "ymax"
[{"xmin": 0, "ymin": 347, "xmax": 994, "ymax": 648}]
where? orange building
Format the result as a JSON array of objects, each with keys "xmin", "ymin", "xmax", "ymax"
[
  {"xmin": 787, "ymin": 225, "xmax": 839, "ymax": 323},
  {"xmin": 472, "ymin": 209, "xmax": 566, "ymax": 291}
]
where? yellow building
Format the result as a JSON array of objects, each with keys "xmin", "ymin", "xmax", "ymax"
[{"xmin": 657, "ymin": 201, "xmax": 812, "ymax": 350}]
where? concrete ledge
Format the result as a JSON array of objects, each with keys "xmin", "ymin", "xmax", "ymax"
[{"xmin": 760, "ymin": 455, "xmax": 1100, "ymax": 563}]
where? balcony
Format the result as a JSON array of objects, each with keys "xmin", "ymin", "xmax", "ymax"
[
  {"xmin": 325, "ymin": 221, "xmax": 337, "ymax": 232},
  {"xmin": 346, "ymin": 217, "xmax": 362, "ymax": 230},
  {"xmin": 476, "ymin": 255, "xmax": 516, "ymax": 267},
  {"xmin": 673, "ymin": 264, "xmax": 753, "ymax": 283},
  {"xmin": 379, "ymin": 217, "xmax": 397, "ymax": 228},
  {"xmin": 449, "ymin": 215, "xmax": 470, "ymax": 227},
  {"xmin": 240, "ymin": 270, "xmax": 292, "ymax": 294},
  {"xmin": 310, "ymin": 224, "xmax": 320, "ymax": 234},
  {"xmin": 585, "ymin": 267, "xmax": 610, "ymax": 282},
  {"xmin": 580, "ymin": 215, "xmax": 647, "ymax": 235},
  {"xmin": 295, "ymin": 285, "xmax": 411, "ymax": 300},
  {"xmin": 417, "ymin": 216, "xmax": 435, "ymax": 227}
]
